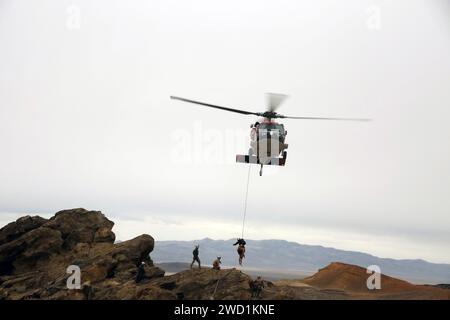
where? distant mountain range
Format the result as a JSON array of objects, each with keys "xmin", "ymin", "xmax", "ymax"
[{"xmin": 152, "ymin": 238, "xmax": 450, "ymax": 284}]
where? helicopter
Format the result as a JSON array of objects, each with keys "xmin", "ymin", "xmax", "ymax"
[{"xmin": 170, "ymin": 94, "xmax": 370, "ymax": 176}]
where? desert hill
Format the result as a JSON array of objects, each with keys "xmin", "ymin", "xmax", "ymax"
[
  {"xmin": 279, "ymin": 262, "xmax": 450, "ymax": 299},
  {"xmin": 0, "ymin": 208, "xmax": 448, "ymax": 300},
  {"xmin": 302, "ymin": 262, "xmax": 417, "ymax": 293}
]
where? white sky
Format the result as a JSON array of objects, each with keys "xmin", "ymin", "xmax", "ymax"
[{"xmin": 1, "ymin": 0, "xmax": 450, "ymax": 263}]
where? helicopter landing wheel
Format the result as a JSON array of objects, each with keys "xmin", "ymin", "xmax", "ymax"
[
  {"xmin": 259, "ymin": 164, "xmax": 263, "ymax": 176},
  {"xmin": 283, "ymin": 150, "xmax": 287, "ymax": 160}
]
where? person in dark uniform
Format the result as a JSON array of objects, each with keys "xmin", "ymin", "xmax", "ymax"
[
  {"xmin": 135, "ymin": 261, "xmax": 146, "ymax": 283},
  {"xmin": 82, "ymin": 282, "xmax": 94, "ymax": 300},
  {"xmin": 233, "ymin": 238, "xmax": 246, "ymax": 246},
  {"xmin": 190, "ymin": 245, "xmax": 201, "ymax": 269}
]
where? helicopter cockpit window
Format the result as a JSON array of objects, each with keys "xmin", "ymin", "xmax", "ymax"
[
  {"xmin": 258, "ymin": 128, "xmax": 281, "ymax": 138},
  {"xmin": 258, "ymin": 124, "xmax": 284, "ymax": 135},
  {"xmin": 273, "ymin": 124, "xmax": 285, "ymax": 135}
]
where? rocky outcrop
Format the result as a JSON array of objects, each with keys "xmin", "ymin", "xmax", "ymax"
[
  {"xmin": 44, "ymin": 209, "xmax": 116, "ymax": 249},
  {"xmin": 0, "ymin": 215, "xmax": 48, "ymax": 246},
  {"xmin": 1, "ymin": 210, "xmax": 447, "ymax": 300},
  {"xmin": 0, "ymin": 209, "xmax": 271, "ymax": 300},
  {"xmin": 0, "ymin": 208, "xmax": 163, "ymax": 300},
  {"xmin": 0, "ymin": 208, "xmax": 349, "ymax": 300}
]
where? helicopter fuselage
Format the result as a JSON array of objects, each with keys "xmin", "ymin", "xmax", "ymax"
[{"xmin": 248, "ymin": 119, "xmax": 288, "ymax": 163}]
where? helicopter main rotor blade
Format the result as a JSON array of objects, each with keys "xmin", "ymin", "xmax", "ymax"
[
  {"xmin": 266, "ymin": 93, "xmax": 288, "ymax": 112},
  {"xmin": 279, "ymin": 115, "xmax": 371, "ymax": 121},
  {"xmin": 170, "ymin": 96, "xmax": 260, "ymax": 116}
]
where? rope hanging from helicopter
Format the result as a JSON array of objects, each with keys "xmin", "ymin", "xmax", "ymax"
[{"xmin": 241, "ymin": 164, "xmax": 251, "ymax": 238}]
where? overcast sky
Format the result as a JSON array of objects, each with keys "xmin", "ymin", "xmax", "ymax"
[{"xmin": 1, "ymin": 0, "xmax": 450, "ymax": 263}]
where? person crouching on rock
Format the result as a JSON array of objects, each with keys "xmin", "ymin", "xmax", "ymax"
[
  {"xmin": 190, "ymin": 245, "xmax": 201, "ymax": 269},
  {"xmin": 233, "ymin": 238, "xmax": 246, "ymax": 266},
  {"xmin": 212, "ymin": 256, "xmax": 222, "ymax": 270},
  {"xmin": 135, "ymin": 261, "xmax": 146, "ymax": 283},
  {"xmin": 250, "ymin": 276, "xmax": 265, "ymax": 298}
]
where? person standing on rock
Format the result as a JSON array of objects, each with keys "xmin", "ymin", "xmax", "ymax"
[
  {"xmin": 212, "ymin": 256, "xmax": 222, "ymax": 270},
  {"xmin": 190, "ymin": 245, "xmax": 201, "ymax": 269},
  {"xmin": 135, "ymin": 261, "xmax": 146, "ymax": 283}
]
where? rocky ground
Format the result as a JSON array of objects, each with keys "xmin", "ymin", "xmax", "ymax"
[
  {"xmin": 0, "ymin": 208, "xmax": 448, "ymax": 300},
  {"xmin": 0, "ymin": 208, "xmax": 164, "ymax": 299}
]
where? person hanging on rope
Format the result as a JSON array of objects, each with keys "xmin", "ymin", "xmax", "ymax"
[
  {"xmin": 212, "ymin": 256, "xmax": 222, "ymax": 270},
  {"xmin": 233, "ymin": 238, "xmax": 246, "ymax": 246},
  {"xmin": 233, "ymin": 238, "xmax": 246, "ymax": 265},
  {"xmin": 190, "ymin": 244, "xmax": 201, "ymax": 269}
]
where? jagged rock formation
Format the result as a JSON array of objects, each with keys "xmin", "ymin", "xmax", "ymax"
[
  {"xmin": 0, "ymin": 209, "xmax": 448, "ymax": 300},
  {"xmin": 0, "ymin": 209, "xmax": 163, "ymax": 300},
  {"xmin": 0, "ymin": 208, "xmax": 352, "ymax": 300}
]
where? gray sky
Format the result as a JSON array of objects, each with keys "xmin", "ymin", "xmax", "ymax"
[{"xmin": 1, "ymin": 0, "xmax": 450, "ymax": 263}]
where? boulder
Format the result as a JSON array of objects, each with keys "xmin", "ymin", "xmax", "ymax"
[
  {"xmin": 0, "ymin": 208, "xmax": 163, "ymax": 299},
  {"xmin": 45, "ymin": 208, "xmax": 115, "ymax": 249},
  {"xmin": 0, "ymin": 226, "xmax": 63, "ymax": 275},
  {"xmin": 0, "ymin": 215, "xmax": 47, "ymax": 246}
]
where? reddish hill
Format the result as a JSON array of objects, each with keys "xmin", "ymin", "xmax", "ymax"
[{"xmin": 301, "ymin": 262, "xmax": 450, "ymax": 300}]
